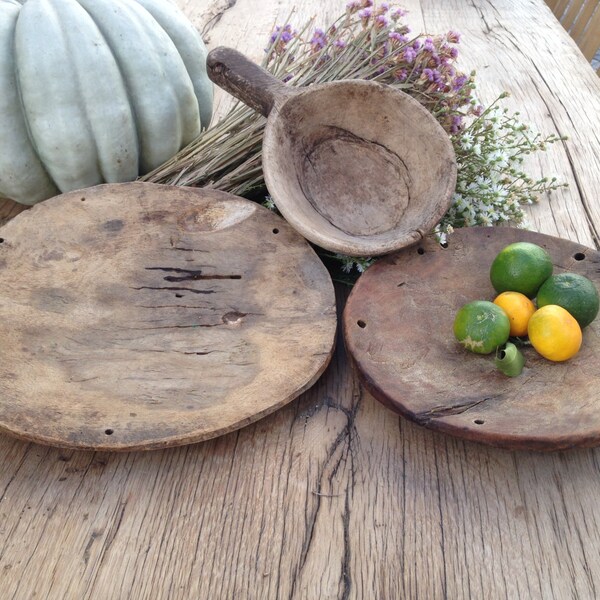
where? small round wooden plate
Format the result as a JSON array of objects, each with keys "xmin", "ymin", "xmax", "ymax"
[
  {"xmin": 0, "ymin": 183, "xmax": 337, "ymax": 451},
  {"xmin": 343, "ymin": 227, "xmax": 600, "ymax": 451}
]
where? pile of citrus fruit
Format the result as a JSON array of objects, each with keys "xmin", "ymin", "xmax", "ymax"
[{"xmin": 453, "ymin": 241, "xmax": 599, "ymax": 376}]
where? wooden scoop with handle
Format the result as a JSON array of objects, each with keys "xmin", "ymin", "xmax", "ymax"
[{"xmin": 207, "ymin": 46, "xmax": 457, "ymax": 257}]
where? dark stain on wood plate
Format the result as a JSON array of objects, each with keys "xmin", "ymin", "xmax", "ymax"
[
  {"xmin": 343, "ymin": 227, "xmax": 600, "ymax": 451},
  {"xmin": 0, "ymin": 183, "xmax": 337, "ymax": 451}
]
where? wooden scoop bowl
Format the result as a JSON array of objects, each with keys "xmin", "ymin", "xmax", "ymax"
[{"xmin": 207, "ymin": 47, "xmax": 457, "ymax": 257}]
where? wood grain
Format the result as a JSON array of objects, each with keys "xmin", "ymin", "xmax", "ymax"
[
  {"xmin": 2, "ymin": 1, "xmax": 600, "ymax": 599},
  {"xmin": 0, "ymin": 182, "xmax": 336, "ymax": 450},
  {"xmin": 344, "ymin": 227, "xmax": 600, "ymax": 450}
]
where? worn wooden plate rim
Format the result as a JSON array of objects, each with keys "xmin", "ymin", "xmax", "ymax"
[
  {"xmin": 0, "ymin": 183, "xmax": 337, "ymax": 451},
  {"xmin": 343, "ymin": 226, "xmax": 600, "ymax": 451}
]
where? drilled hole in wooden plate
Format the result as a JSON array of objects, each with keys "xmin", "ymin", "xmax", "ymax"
[
  {"xmin": 474, "ymin": 419, "xmax": 485, "ymax": 425},
  {"xmin": 272, "ymin": 228, "xmax": 279, "ymax": 234},
  {"xmin": 357, "ymin": 320, "xmax": 367, "ymax": 328},
  {"xmin": 0, "ymin": 238, "xmax": 4, "ymax": 243},
  {"xmin": 440, "ymin": 241, "xmax": 448, "ymax": 249},
  {"xmin": 105, "ymin": 428, "xmax": 114, "ymax": 435},
  {"xmin": 417, "ymin": 247, "xmax": 425, "ymax": 255},
  {"xmin": 574, "ymin": 252, "xmax": 585, "ymax": 261},
  {"xmin": 80, "ymin": 197, "xmax": 86, "ymax": 202}
]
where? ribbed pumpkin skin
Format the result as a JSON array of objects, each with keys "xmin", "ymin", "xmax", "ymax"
[{"xmin": 0, "ymin": 0, "xmax": 212, "ymax": 205}]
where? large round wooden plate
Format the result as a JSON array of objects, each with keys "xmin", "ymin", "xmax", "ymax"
[
  {"xmin": 0, "ymin": 183, "xmax": 336, "ymax": 450},
  {"xmin": 343, "ymin": 227, "xmax": 600, "ymax": 451}
]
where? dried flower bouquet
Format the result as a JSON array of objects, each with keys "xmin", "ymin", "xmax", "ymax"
[{"xmin": 142, "ymin": 1, "xmax": 565, "ymax": 282}]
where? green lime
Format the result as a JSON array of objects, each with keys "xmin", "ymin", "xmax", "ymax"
[
  {"xmin": 490, "ymin": 242, "xmax": 553, "ymax": 299},
  {"xmin": 453, "ymin": 300, "xmax": 511, "ymax": 354},
  {"xmin": 536, "ymin": 272, "xmax": 599, "ymax": 328}
]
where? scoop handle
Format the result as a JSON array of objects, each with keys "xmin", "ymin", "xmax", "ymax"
[{"xmin": 206, "ymin": 47, "xmax": 292, "ymax": 117}]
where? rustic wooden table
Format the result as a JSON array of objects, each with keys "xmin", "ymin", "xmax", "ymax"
[{"xmin": 2, "ymin": 0, "xmax": 600, "ymax": 598}]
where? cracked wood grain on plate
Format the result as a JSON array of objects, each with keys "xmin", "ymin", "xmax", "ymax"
[
  {"xmin": 344, "ymin": 226, "xmax": 600, "ymax": 450},
  {"xmin": 0, "ymin": 182, "xmax": 336, "ymax": 450}
]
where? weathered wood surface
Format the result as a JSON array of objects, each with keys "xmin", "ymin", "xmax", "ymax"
[
  {"xmin": 0, "ymin": 183, "xmax": 336, "ymax": 450},
  {"xmin": 344, "ymin": 227, "xmax": 600, "ymax": 451},
  {"xmin": 206, "ymin": 47, "xmax": 457, "ymax": 256},
  {"xmin": 2, "ymin": 0, "xmax": 600, "ymax": 598}
]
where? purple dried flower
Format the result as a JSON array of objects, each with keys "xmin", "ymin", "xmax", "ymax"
[
  {"xmin": 389, "ymin": 31, "xmax": 408, "ymax": 44},
  {"xmin": 361, "ymin": 0, "xmax": 373, "ymax": 6},
  {"xmin": 391, "ymin": 7, "xmax": 408, "ymax": 20},
  {"xmin": 346, "ymin": 0, "xmax": 361, "ymax": 11},
  {"xmin": 358, "ymin": 7, "xmax": 373, "ymax": 20},
  {"xmin": 423, "ymin": 68, "xmax": 442, "ymax": 84},
  {"xmin": 375, "ymin": 14, "xmax": 389, "ymax": 28},
  {"xmin": 450, "ymin": 115, "xmax": 463, "ymax": 134},
  {"xmin": 395, "ymin": 68, "xmax": 408, "ymax": 81},
  {"xmin": 473, "ymin": 104, "xmax": 484, "ymax": 116},
  {"xmin": 428, "ymin": 53, "xmax": 442, "ymax": 67},
  {"xmin": 412, "ymin": 39, "xmax": 422, "ymax": 50},
  {"xmin": 423, "ymin": 37, "xmax": 435, "ymax": 53},
  {"xmin": 452, "ymin": 74, "xmax": 468, "ymax": 91},
  {"xmin": 268, "ymin": 27, "xmax": 281, "ymax": 45},
  {"xmin": 310, "ymin": 28, "xmax": 328, "ymax": 50},
  {"xmin": 268, "ymin": 24, "xmax": 296, "ymax": 48},
  {"xmin": 334, "ymin": 38, "xmax": 348, "ymax": 49},
  {"xmin": 447, "ymin": 30, "xmax": 461, "ymax": 43},
  {"xmin": 378, "ymin": 41, "xmax": 390, "ymax": 57},
  {"xmin": 377, "ymin": 2, "xmax": 390, "ymax": 14},
  {"xmin": 402, "ymin": 46, "xmax": 417, "ymax": 63}
]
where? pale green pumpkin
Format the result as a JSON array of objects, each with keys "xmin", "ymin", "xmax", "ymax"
[{"xmin": 0, "ymin": 0, "xmax": 213, "ymax": 205}]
